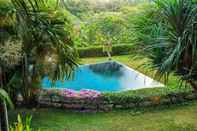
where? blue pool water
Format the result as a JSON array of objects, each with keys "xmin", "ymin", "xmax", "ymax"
[{"xmin": 41, "ymin": 61, "xmax": 164, "ymax": 92}]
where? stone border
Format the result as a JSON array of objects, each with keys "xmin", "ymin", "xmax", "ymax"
[{"xmin": 37, "ymin": 90, "xmax": 197, "ymax": 111}]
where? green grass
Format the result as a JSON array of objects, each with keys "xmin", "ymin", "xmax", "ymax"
[{"xmin": 9, "ymin": 101, "xmax": 197, "ymax": 131}]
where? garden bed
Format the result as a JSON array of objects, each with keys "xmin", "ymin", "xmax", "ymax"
[{"xmin": 37, "ymin": 88, "xmax": 197, "ymax": 111}]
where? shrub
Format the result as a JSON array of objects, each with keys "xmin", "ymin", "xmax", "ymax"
[
  {"xmin": 77, "ymin": 44, "xmax": 135, "ymax": 57},
  {"xmin": 103, "ymin": 87, "xmax": 193, "ymax": 102}
]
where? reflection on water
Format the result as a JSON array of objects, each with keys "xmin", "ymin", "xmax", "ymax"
[
  {"xmin": 89, "ymin": 61, "xmax": 123, "ymax": 77},
  {"xmin": 42, "ymin": 61, "xmax": 164, "ymax": 92}
]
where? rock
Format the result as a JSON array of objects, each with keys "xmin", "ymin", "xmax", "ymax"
[
  {"xmin": 52, "ymin": 96, "xmax": 61, "ymax": 102},
  {"xmin": 114, "ymin": 105, "xmax": 123, "ymax": 109},
  {"xmin": 160, "ymin": 98, "xmax": 171, "ymax": 105},
  {"xmin": 99, "ymin": 104, "xmax": 113, "ymax": 111},
  {"xmin": 185, "ymin": 93, "xmax": 197, "ymax": 100},
  {"xmin": 150, "ymin": 96, "xmax": 161, "ymax": 105},
  {"xmin": 139, "ymin": 101, "xmax": 153, "ymax": 107}
]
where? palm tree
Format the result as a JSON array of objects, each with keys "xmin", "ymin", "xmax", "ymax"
[
  {"xmin": 149, "ymin": 0, "xmax": 197, "ymax": 90},
  {"xmin": 0, "ymin": 0, "xmax": 78, "ymax": 129},
  {"xmin": 9, "ymin": 0, "xmax": 78, "ymax": 103}
]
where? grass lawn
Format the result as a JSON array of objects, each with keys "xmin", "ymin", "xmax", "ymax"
[{"xmin": 9, "ymin": 101, "xmax": 197, "ymax": 131}]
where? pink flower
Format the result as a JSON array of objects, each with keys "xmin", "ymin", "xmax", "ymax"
[
  {"xmin": 79, "ymin": 89, "xmax": 101, "ymax": 98},
  {"xmin": 63, "ymin": 89, "xmax": 78, "ymax": 98},
  {"xmin": 46, "ymin": 88, "xmax": 102, "ymax": 99}
]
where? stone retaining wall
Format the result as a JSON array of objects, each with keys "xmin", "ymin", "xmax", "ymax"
[{"xmin": 37, "ymin": 91, "xmax": 197, "ymax": 111}]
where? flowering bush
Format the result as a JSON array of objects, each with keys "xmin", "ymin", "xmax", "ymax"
[
  {"xmin": 79, "ymin": 89, "xmax": 101, "ymax": 99},
  {"xmin": 43, "ymin": 88, "xmax": 101, "ymax": 99},
  {"xmin": 63, "ymin": 89, "xmax": 78, "ymax": 98}
]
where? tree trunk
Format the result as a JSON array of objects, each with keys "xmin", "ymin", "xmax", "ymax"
[
  {"xmin": 0, "ymin": 101, "xmax": 9, "ymax": 131},
  {"xmin": 22, "ymin": 53, "xmax": 29, "ymax": 105}
]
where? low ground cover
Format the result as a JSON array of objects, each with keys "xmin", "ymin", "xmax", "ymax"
[{"xmin": 9, "ymin": 101, "xmax": 197, "ymax": 131}]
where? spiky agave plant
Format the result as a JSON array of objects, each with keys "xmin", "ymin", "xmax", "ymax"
[{"xmin": 149, "ymin": 0, "xmax": 197, "ymax": 90}]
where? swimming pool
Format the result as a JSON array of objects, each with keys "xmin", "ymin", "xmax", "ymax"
[{"xmin": 41, "ymin": 61, "xmax": 164, "ymax": 92}]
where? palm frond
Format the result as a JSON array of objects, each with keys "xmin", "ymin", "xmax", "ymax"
[
  {"xmin": 148, "ymin": 0, "xmax": 197, "ymax": 88},
  {"xmin": 0, "ymin": 88, "xmax": 14, "ymax": 108}
]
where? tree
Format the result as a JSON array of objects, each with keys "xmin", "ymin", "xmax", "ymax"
[
  {"xmin": 9, "ymin": 0, "xmax": 78, "ymax": 104},
  {"xmin": 82, "ymin": 12, "xmax": 127, "ymax": 46},
  {"xmin": 0, "ymin": 0, "xmax": 78, "ymax": 129},
  {"xmin": 148, "ymin": 0, "xmax": 197, "ymax": 90},
  {"xmin": 0, "ymin": 1, "xmax": 19, "ymax": 130}
]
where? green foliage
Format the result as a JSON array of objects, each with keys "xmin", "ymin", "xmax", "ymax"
[
  {"xmin": 78, "ymin": 12, "xmax": 129, "ymax": 46},
  {"xmin": 103, "ymin": 87, "xmax": 192, "ymax": 104},
  {"xmin": 78, "ymin": 44, "xmax": 135, "ymax": 57},
  {"xmin": 0, "ymin": 0, "xmax": 79, "ymax": 102},
  {"xmin": 147, "ymin": 0, "xmax": 197, "ymax": 90},
  {"xmin": 10, "ymin": 114, "xmax": 40, "ymax": 131},
  {"xmin": 121, "ymin": 3, "xmax": 159, "ymax": 48},
  {"xmin": 0, "ymin": 88, "xmax": 14, "ymax": 108},
  {"xmin": 74, "ymin": 2, "xmax": 157, "ymax": 48},
  {"xmin": 63, "ymin": 0, "xmax": 93, "ymax": 18},
  {"xmin": 63, "ymin": 0, "xmax": 151, "ymax": 18},
  {"xmin": 11, "ymin": 0, "xmax": 78, "ymax": 79},
  {"xmin": 70, "ymin": 2, "xmax": 156, "ymax": 48}
]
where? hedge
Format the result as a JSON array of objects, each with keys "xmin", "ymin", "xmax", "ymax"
[
  {"xmin": 37, "ymin": 87, "xmax": 197, "ymax": 111},
  {"xmin": 77, "ymin": 44, "xmax": 135, "ymax": 58},
  {"xmin": 102, "ymin": 87, "xmax": 194, "ymax": 106}
]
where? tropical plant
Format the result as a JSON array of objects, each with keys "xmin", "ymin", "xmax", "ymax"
[
  {"xmin": 148, "ymin": 0, "xmax": 197, "ymax": 90},
  {"xmin": 10, "ymin": 114, "xmax": 40, "ymax": 131},
  {"xmin": 0, "ymin": 88, "xmax": 14, "ymax": 131},
  {"xmin": 0, "ymin": 0, "xmax": 78, "ymax": 129},
  {"xmin": 0, "ymin": 89, "xmax": 13, "ymax": 109},
  {"xmin": 0, "ymin": 0, "xmax": 78, "ymax": 104},
  {"xmin": 120, "ymin": 3, "xmax": 159, "ymax": 51},
  {"xmin": 0, "ymin": 3, "xmax": 18, "ymax": 128}
]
